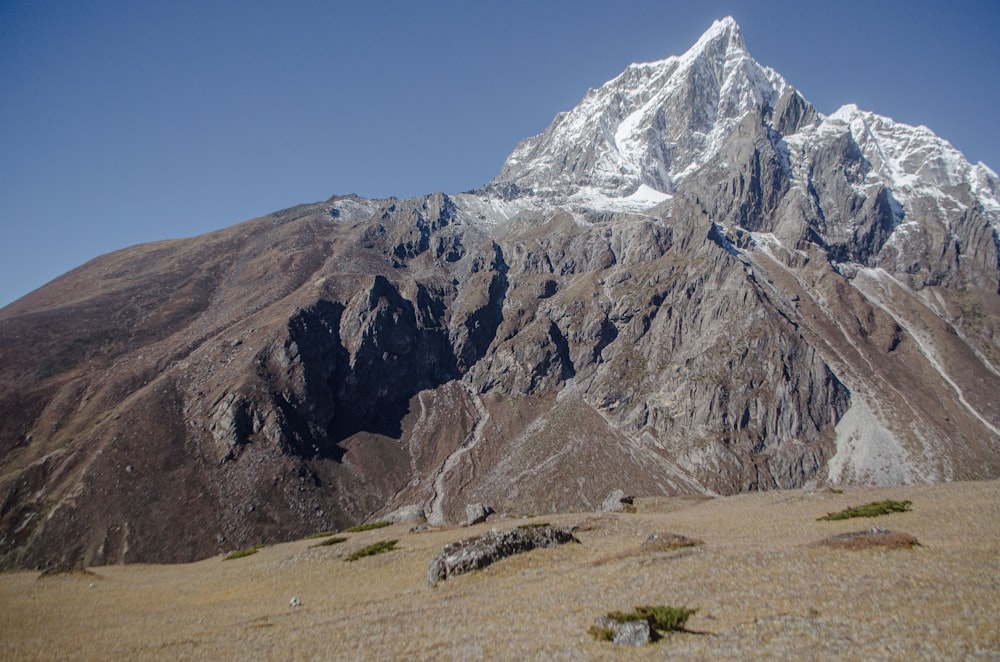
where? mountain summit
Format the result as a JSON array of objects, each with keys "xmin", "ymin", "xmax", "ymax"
[
  {"xmin": 491, "ymin": 17, "xmax": 789, "ymax": 200},
  {"xmin": 1, "ymin": 19, "xmax": 998, "ymax": 569}
]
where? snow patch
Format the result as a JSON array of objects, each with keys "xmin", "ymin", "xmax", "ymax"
[{"xmin": 565, "ymin": 184, "xmax": 672, "ymax": 212}]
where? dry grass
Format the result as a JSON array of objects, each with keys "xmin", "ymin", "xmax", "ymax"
[
  {"xmin": 1, "ymin": 480, "xmax": 999, "ymax": 659},
  {"xmin": 812, "ymin": 528, "xmax": 921, "ymax": 550},
  {"xmin": 591, "ymin": 531, "xmax": 704, "ymax": 566}
]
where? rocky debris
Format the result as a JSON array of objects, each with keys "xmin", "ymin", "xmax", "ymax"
[
  {"xmin": 640, "ymin": 532, "xmax": 704, "ymax": 553},
  {"xmin": 427, "ymin": 525, "xmax": 578, "ymax": 585},
  {"xmin": 591, "ymin": 616, "xmax": 652, "ymax": 646},
  {"xmin": 599, "ymin": 490, "xmax": 635, "ymax": 513},
  {"xmin": 465, "ymin": 503, "xmax": 494, "ymax": 526},
  {"xmin": 383, "ymin": 505, "xmax": 425, "ymax": 524},
  {"xmin": 812, "ymin": 527, "xmax": 920, "ymax": 550}
]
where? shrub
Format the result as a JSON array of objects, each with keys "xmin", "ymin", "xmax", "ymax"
[
  {"xmin": 224, "ymin": 544, "xmax": 264, "ymax": 560},
  {"xmin": 345, "ymin": 540, "xmax": 398, "ymax": 561},
  {"xmin": 640, "ymin": 605, "xmax": 697, "ymax": 632},
  {"xmin": 311, "ymin": 536, "xmax": 348, "ymax": 548},
  {"xmin": 590, "ymin": 605, "xmax": 697, "ymax": 642},
  {"xmin": 588, "ymin": 624, "xmax": 615, "ymax": 641},
  {"xmin": 345, "ymin": 521, "xmax": 392, "ymax": 533},
  {"xmin": 818, "ymin": 500, "xmax": 912, "ymax": 521},
  {"xmin": 609, "ymin": 605, "xmax": 697, "ymax": 632},
  {"xmin": 307, "ymin": 530, "xmax": 339, "ymax": 539}
]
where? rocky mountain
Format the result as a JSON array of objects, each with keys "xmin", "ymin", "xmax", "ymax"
[{"xmin": 2, "ymin": 17, "xmax": 999, "ymax": 569}]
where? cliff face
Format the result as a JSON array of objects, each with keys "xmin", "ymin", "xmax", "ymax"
[{"xmin": 2, "ymin": 19, "xmax": 999, "ymax": 569}]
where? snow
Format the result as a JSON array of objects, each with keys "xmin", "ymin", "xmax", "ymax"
[
  {"xmin": 484, "ymin": 17, "xmax": 999, "ymax": 245},
  {"xmin": 451, "ymin": 193, "xmax": 537, "ymax": 226},
  {"xmin": 491, "ymin": 17, "xmax": 789, "ymax": 203},
  {"xmin": 565, "ymin": 184, "xmax": 671, "ymax": 212}
]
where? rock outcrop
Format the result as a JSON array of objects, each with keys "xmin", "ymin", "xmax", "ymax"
[{"xmin": 427, "ymin": 525, "xmax": 578, "ymax": 585}]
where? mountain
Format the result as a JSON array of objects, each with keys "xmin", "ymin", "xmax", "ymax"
[{"xmin": 2, "ymin": 18, "xmax": 999, "ymax": 569}]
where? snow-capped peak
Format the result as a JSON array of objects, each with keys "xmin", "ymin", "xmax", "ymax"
[
  {"xmin": 488, "ymin": 17, "xmax": 786, "ymax": 205},
  {"xmin": 683, "ymin": 15, "xmax": 745, "ymax": 61},
  {"xmin": 785, "ymin": 103, "xmax": 1000, "ymax": 223}
]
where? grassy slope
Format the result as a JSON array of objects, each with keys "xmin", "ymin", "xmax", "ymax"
[{"xmin": 1, "ymin": 480, "xmax": 998, "ymax": 660}]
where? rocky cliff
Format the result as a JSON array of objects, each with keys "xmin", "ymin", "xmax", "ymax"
[{"xmin": 1, "ymin": 18, "xmax": 998, "ymax": 569}]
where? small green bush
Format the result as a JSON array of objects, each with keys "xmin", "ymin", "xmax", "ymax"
[
  {"xmin": 311, "ymin": 536, "xmax": 348, "ymax": 548},
  {"xmin": 818, "ymin": 500, "xmax": 912, "ymax": 521},
  {"xmin": 345, "ymin": 521, "xmax": 392, "ymax": 533},
  {"xmin": 588, "ymin": 624, "xmax": 615, "ymax": 641},
  {"xmin": 635, "ymin": 605, "xmax": 698, "ymax": 632},
  {"xmin": 345, "ymin": 539, "xmax": 398, "ymax": 561},
  {"xmin": 607, "ymin": 605, "xmax": 697, "ymax": 632},
  {"xmin": 590, "ymin": 605, "xmax": 697, "ymax": 642},
  {"xmin": 307, "ymin": 530, "xmax": 339, "ymax": 539},
  {"xmin": 224, "ymin": 544, "xmax": 264, "ymax": 560}
]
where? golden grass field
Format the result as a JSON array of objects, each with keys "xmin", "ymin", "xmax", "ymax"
[{"xmin": 2, "ymin": 479, "xmax": 998, "ymax": 660}]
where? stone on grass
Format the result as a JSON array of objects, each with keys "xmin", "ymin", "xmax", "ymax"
[
  {"xmin": 465, "ymin": 503, "xmax": 494, "ymax": 526},
  {"xmin": 428, "ymin": 525, "xmax": 578, "ymax": 585},
  {"xmin": 592, "ymin": 616, "xmax": 653, "ymax": 646},
  {"xmin": 383, "ymin": 504, "xmax": 426, "ymax": 524},
  {"xmin": 599, "ymin": 489, "xmax": 634, "ymax": 513}
]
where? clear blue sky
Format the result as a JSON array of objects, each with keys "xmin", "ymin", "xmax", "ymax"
[{"xmin": 2, "ymin": 0, "xmax": 998, "ymax": 307}]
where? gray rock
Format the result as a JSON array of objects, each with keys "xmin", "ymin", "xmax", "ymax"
[
  {"xmin": 383, "ymin": 505, "xmax": 425, "ymax": 524},
  {"xmin": 613, "ymin": 619, "xmax": 652, "ymax": 646},
  {"xmin": 599, "ymin": 490, "xmax": 634, "ymax": 513},
  {"xmin": 593, "ymin": 616, "xmax": 653, "ymax": 646},
  {"xmin": 465, "ymin": 503, "xmax": 494, "ymax": 526},
  {"xmin": 427, "ymin": 525, "xmax": 578, "ymax": 585}
]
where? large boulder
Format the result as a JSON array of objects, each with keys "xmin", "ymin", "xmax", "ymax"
[
  {"xmin": 599, "ymin": 490, "xmax": 634, "ymax": 513},
  {"xmin": 383, "ymin": 505, "xmax": 426, "ymax": 524},
  {"xmin": 427, "ymin": 525, "xmax": 578, "ymax": 585},
  {"xmin": 465, "ymin": 503, "xmax": 494, "ymax": 526}
]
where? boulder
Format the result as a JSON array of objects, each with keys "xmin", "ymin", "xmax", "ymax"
[
  {"xmin": 599, "ymin": 490, "xmax": 634, "ymax": 513},
  {"xmin": 427, "ymin": 525, "xmax": 578, "ymax": 584},
  {"xmin": 465, "ymin": 503, "xmax": 494, "ymax": 526},
  {"xmin": 383, "ymin": 505, "xmax": 426, "ymax": 524},
  {"xmin": 591, "ymin": 616, "xmax": 653, "ymax": 646}
]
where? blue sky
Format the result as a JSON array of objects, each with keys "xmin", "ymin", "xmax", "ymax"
[{"xmin": 2, "ymin": 0, "xmax": 998, "ymax": 308}]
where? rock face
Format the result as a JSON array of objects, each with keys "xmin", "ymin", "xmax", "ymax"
[
  {"xmin": 1, "ymin": 18, "xmax": 1000, "ymax": 569},
  {"xmin": 427, "ymin": 525, "xmax": 579, "ymax": 585}
]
